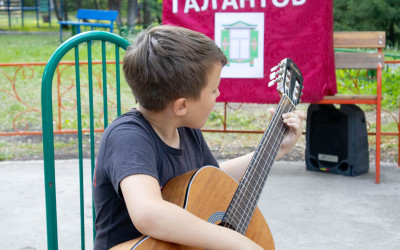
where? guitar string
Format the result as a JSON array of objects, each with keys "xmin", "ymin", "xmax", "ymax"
[
  {"xmin": 224, "ymin": 96, "xmax": 290, "ymax": 231},
  {"xmin": 228, "ymin": 94, "xmax": 296, "ymax": 229},
  {"xmin": 237, "ymin": 98, "xmax": 294, "ymax": 233},
  {"xmin": 232, "ymin": 69, "xmax": 301, "ymax": 233},
  {"xmin": 224, "ymin": 96, "xmax": 295, "ymax": 233},
  {"xmin": 234, "ymin": 97, "xmax": 293, "ymax": 234},
  {"xmin": 228, "ymin": 102, "xmax": 289, "ymax": 234}
]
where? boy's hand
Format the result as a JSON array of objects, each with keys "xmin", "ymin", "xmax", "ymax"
[{"xmin": 268, "ymin": 108, "xmax": 305, "ymax": 160}]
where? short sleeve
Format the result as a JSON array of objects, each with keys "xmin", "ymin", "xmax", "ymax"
[
  {"xmin": 193, "ymin": 129, "xmax": 219, "ymax": 167},
  {"xmin": 103, "ymin": 123, "xmax": 159, "ymax": 197}
]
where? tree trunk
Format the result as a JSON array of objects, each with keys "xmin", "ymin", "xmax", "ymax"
[
  {"xmin": 143, "ymin": 0, "xmax": 151, "ymax": 28},
  {"xmin": 127, "ymin": 0, "xmax": 138, "ymax": 29},
  {"xmin": 93, "ymin": 0, "xmax": 99, "ymax": 9},
  {"xmin": 76, "ymin": 0, "xmax": 82, "ymax": 9},
  {"xmin": 53, "ymin": 0, "xmax": 62, "ymax": 21},
  {"xmin": 63, "ymin": 0, "xmax": 68, "ymax": 21},
  {"xmin": 108, "ymin": 0, "xmax": 123, "ymax": 26},
  {"xmin": 388, "ymin": 22, "xmax": 394, "ymax": 46}
]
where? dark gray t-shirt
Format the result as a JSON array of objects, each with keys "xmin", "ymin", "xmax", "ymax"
[{"xmin": 93, "ymin": 109, "xmax": 218, "ymax": 249}]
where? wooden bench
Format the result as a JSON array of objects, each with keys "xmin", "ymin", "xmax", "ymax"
[
  {"xmin": 315, "ymin": 31, "xmax": 385, "ymax": 183},
  {"xmin": 58, "ymin": 9, "xmax": 119, "ymax": 42}
]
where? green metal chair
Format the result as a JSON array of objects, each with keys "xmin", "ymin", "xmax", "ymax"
[{"xmin": 41, "ymin": 31, "xmax": 130, "ymax": 249}]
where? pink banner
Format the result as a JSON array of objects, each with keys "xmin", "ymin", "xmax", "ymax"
[{"xmin": 163, "ymin": 0, "xmax": 337, "ymax": 103}]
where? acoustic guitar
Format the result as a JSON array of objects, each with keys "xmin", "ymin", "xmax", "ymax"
[{"xmin": 112, "ymin": 58, "xmax": 304, "ymax": 249}]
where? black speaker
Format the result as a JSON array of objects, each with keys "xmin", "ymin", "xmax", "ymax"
[{"xmin": 305, "ymin": 104, "xmax": 369, "ymax": 176}]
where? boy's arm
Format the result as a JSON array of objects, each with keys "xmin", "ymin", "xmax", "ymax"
[
  {"xmin": 220, "ymin": 109, "xmax": 305, "ymax": 182},
  {"xmin": 120, "ymin": 174, "xmax": 262, "ymax": 250}
]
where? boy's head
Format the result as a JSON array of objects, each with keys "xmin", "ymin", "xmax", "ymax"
[{"xmin": 123, "ymin": 25, "xmax": 227, "ymax": 112}]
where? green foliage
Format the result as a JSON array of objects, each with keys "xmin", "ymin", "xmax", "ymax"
[
  {"xmin": 336, "ymin": 67, "xmax": 399, "ymax": 111},
  {"xmin": 0, "ymin": 142, "xmax": 14, "ymax": 161},
  {"xmin": 333, "ymin": 0, "xmax": 400, "ymax": 47},
  {"xmin": 382, "ymin": 67, "xmax": 400, "ymax": 108}
]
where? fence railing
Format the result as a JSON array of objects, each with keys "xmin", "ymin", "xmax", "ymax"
[
  {"xmin": 0, "ymin": 60, "xmax": 136, "ymax": 136},
  {"xmin": 1, "ymin": 60, "xmax": 399, "ymax": 164}
]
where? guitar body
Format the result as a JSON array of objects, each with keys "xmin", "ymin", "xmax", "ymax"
[{"xmin": 112, "ymin": 166, "xmax": 275, "ymax": 249}]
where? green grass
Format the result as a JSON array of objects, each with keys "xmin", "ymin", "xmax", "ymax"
[
  {"xmin": 336, "ymin": 68, "xmax": 400, "ymax": 112},
  {"xmin": 0, "ymin": 34, "xmax": 61, "ymax": 63},
  {"xmin": 0, "ymin": 141, "xmax": 14, "ymax": 160}
]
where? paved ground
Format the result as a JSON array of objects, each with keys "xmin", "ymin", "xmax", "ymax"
[{"xmin": 0, "ymin": 159, "xmax": 399, "ymax": 250}]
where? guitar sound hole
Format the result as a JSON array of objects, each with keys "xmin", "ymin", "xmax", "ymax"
[{"xmin": 219, "ymin": 221, "xmax": 236, "ymax": 231}]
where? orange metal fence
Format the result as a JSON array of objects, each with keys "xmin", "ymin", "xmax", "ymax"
[
  {"xmin": 1, "ymin": 60, "xmax": 399, "ymax": 165},
  {"xmin": 0, "ymin": 60, "xmax": 126, "ymax": 136}
]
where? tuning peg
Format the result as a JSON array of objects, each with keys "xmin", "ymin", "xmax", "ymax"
[
  {"xmin": 268, "ymin": 80, "xmax": 276, "ymax": 87},
  {"xmin": 270, "ymin": 65, "xmax": 280, "ymax": 72},
  {"xmin": 270, "ymin": 63, "xmax": 284, "ymax": 72},
  {"xmin": 269, "ymin": 71, "xmax": 278, "ymax": 80},
  {"xmin": 269, "ymin": 76, "xmax": 281, "ymax": 86}
]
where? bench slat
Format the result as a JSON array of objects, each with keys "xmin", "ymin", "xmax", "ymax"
[
  {"xmin": 322, "ymin": 94, "xmax": 377, "ymax": 100},
  {"xmin": 335, "ymin": 52, "xmax": 385, "ymax": 69},
  {"xmin": 333, "ymin": 31, "xmax": 385, "ymax": 48},
  {"xmin": 58, "ymin": 9, "xmax": 118, "ymax": 42},
  {"xmin": 76, "ymin": 9, "xmax": 118, "ymax": 21},
  {"xmin": 59, "ymin": 21, "xmax": 113, "ymax": 28}
]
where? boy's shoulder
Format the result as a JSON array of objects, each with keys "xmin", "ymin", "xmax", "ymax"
[
  {"xmin": 103, "ymin": 109, "xmax": 151, "ymax": 138},
  {"xmin": 109, "ymin": 108, "xmax": 144, "ymax": 127}
]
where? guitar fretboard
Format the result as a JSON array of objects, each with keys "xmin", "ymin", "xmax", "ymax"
[{"xmin": 222, "ymin": 94, "xmax": 295, "ymax": 234}]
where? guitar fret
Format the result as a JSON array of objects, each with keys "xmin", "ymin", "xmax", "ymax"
[{"xmin": 223, "ymin": 75, "xmax": 301, "ymax": 235}]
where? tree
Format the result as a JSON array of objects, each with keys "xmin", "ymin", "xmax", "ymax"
[
  {"xmin": 142, "ymin": 0, "xmax": 151, "ymax": 28},
  {"xmin": 76, "ymin": 0, "xmax": 82, "ymax": 9},
  {"xmin": 127, "ymin": 0, "xmax": 138, "ymax": 29},
  {"xmin": 334, "ymin": 0, "xmax": 400, "ymax": 46},
  {"xmin": 53, "ymin": 0, "xmax": 62, "ymax": 21}
]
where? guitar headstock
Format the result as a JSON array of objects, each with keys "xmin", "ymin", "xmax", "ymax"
[{"xmin": 268, "ymin": 58, "xmax": 304, "ymax": 105}]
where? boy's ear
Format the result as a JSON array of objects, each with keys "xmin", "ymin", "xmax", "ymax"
[{"xmin": 172, "ymin": 98, "xmax": 188, "ymax": 116}]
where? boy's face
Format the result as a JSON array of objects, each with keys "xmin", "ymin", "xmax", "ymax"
[{"xmin": 184, "ymin": 62, "xmax": 222, "ymax": 129}]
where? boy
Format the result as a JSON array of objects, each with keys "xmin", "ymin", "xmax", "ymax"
[{"xmin": 93, "ymin": 25, "xmax": 304, "ymax": 249}]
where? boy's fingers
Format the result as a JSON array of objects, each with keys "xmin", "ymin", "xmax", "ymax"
[
  {"xmin": 282, "ymin": 110, "xmax": 305, "ymax": 120},
  {"xmin": 286, "ymin": 122, "xmax": 300, "ymax": 129},
  {"xmin": 268, "ymin": 108, "xmax": 275, "ymax": 115}
]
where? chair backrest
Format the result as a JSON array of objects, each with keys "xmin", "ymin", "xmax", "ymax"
[
  {"xmin": 41, "ymin": 31, "xmax": 130, "ymax": 250},
  {"xmin": 333, "ymin": 31, "xmax": 385, "ymax": 69},
  {"xmin": 76, "ymin": 9, "xmax": 119, "ymax": 21}
]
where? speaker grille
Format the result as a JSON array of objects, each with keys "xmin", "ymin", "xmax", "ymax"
[{"xmin": 305, "ymin": 104, "xmax": 369, "ymax": 176}]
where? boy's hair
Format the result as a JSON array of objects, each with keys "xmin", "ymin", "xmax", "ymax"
[{"xmin": 123, "ymin": 25, "xmax": 228, "ymax": 111}]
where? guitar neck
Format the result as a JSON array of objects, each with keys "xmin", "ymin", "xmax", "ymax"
[{"xmin": 222, "ymin": 94, "xmax": 295, "ymax": 234}]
